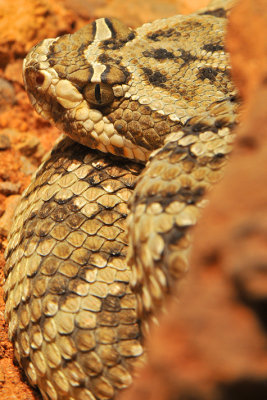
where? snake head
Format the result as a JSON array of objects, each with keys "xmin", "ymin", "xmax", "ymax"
[
  {"xmin": 23, "ymin": 17, "xmax": 153, "ymax": 162},
  {"xmin": 23, "ymin": 15, "xmax": 237, "ymax": 163}
]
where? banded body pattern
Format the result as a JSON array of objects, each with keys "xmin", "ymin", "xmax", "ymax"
[
  {"xmin": 4, "ymin": 137, "xmax": 145, "ymax": 400},
  {"xmin": 4, "ymin": 2, "xmax": 238, "ymax": 400}
]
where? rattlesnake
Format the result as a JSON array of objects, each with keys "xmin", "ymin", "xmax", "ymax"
[{"xmin": 4, "ymin": 1, "xmax": 238, "ymax": 399}]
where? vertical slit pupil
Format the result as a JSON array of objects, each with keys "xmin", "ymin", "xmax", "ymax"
[{"xmin": 95, "ymin": 84, "xmax": 102, "ymax": 103}]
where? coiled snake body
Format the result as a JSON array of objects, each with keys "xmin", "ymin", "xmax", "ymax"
[{"xmin": 4, "ymin": 2, "xmax": 238, "ymax": 400}]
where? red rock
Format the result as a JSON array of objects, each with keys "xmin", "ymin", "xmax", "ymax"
[
  {"xmin": 0, "ymin": 0, "xmax": 77, "ymax": 63},
  {"xmin": 0, "ymin": 195, "xmax": 21, "ymax": 236},
  {"xmin": 0, "ymin": 182, "xmax": 21, "ymax": 196},
  {"xmin": 0, "ymin": 79, "xmax": 16, "ymax": 112}
]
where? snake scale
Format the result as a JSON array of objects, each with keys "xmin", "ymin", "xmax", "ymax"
[{"xmin": 4, "ymin": 1, "xmax": 239, "ymax": 399}]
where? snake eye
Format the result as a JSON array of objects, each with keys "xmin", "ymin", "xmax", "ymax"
[{"xmin": 84, "ymin": 82, "xmax": 114, "ymax": 106}]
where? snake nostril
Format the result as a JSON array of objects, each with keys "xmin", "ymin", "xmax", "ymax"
[{"xmin": 36, "ymin": 72, "xmax": 45, "ymax": 86}]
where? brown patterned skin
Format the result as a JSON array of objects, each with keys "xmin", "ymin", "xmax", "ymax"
[
  {"xmin": 22, "ymin": 6, "xmax": 236, "ymax": 161},
  {"xmin": 4, "ymin": 2, "xmax": 239, "ymax": 400},
  {"xmin": 4, "ymin": 137, "xmax": 145, "ymax": 400}
]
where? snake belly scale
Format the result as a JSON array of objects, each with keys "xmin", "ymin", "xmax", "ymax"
[{"xmin": 4, "ymin": 2, "xmax": 238, "ymax": 400}]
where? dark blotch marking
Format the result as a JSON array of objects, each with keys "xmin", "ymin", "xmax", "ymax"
[
  {"xmin": 215, "ymin": 119, "xmax": 228, "ymax": 129},
  {"xmin": 98, "ymin": 53, "xmax": 122, "ymax": 65},
  {"xmin": 49, "ymin": 276, "xmax": 69, "ymax": 295},
  {"xmin": 197, "ymin": 67, "xmax": 218, "ymax": 82},
  {"xmin": 48, "ymin": 58, "xmax": 56, "ymax": 67},
  {"xmin": 143, "ymin": 48, "xmax": 175, "ymax": 60},
  {"xmin": 92, "ymin": 20, "xmax": 97, "ymax": 38},
  {"xmin": 179, "ymin": 49, "xmax": 197, "ymax": 66},
  {"xmin": 164, "ymin": 142, "xmax": 186, "ymax": 153},
  {"xmin": 202, "ymin": 43, "xmax": 224, "ymax": 52},
  {"xmin": 201, "ymin": 7, "xmax": 227, "ymax": 18},
  {"xmin": 176, "ymin": 186, "xmax": 205, "ymax": 206},
  {"xmin": 166, "ymin": 227, "xmax": 187, "ymax": 245},
  {"xmin": 142, "ymin": 67, "xmax": 167, "ymax": 88},
  {"xmin": 105, "ymin": 18, "xmax": 117, "ymax": 38},
  {"xmin": 50, "ymin": 205, "xmax": 69, "ymax": 222},
  {"xmin": 101, "ymin": 31, "xmax": 135, "ymax": 50},
  {"xmin": 144, "ymin": 184, "xmax": 205, "ymax": 209},
  {"xmin": 77, "ymin": 42, "xmax": 88, "ymax": 55},
  {"xmin": 146, "ymin": 28, "xmax": 181, "ymax": 42},
  {"xmin": 128, "ymin": 31, "xmax": 136, "ymax": 41},
  {"xmin": 88, "ymin": 171, "xmax": 109, "ymax": 186},
  {"xmin": 230, "ymin": 94, "xmax": 238, "ymax": 102},
  {"xmin": 100, "ymin": 64, "xmax": 130, "ymax": 84},
  {"xmin": 212, "ymin": 152, "xmax": 225, "ymax": 160},
  {"xmin": 102, "ymin": 295, "xmax": 121, "ymax": 312},
  {"xmin": 189, "ymin": 121, "xmax": 217, "ymax": 134},
  {"xmin": 67, "ymin": 212, "xmax": 87, "ymax": 230}
]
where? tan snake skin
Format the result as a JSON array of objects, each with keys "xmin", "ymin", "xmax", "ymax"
[{"xmin": 4, "ymin": 1, "xmax": 239, "ymax": 399}]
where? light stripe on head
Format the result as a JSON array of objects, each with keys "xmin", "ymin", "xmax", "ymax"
[
  {"xmin": 84, "ymin": 18, "xmax": 114, "ymax": 65},
  {"xmin": 91, "ymin": 62, "xmax": 107, "ymax": 83},
  {"xmin": 95, "ymin": 18, "xmax": 113, "ymax": 41}
]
